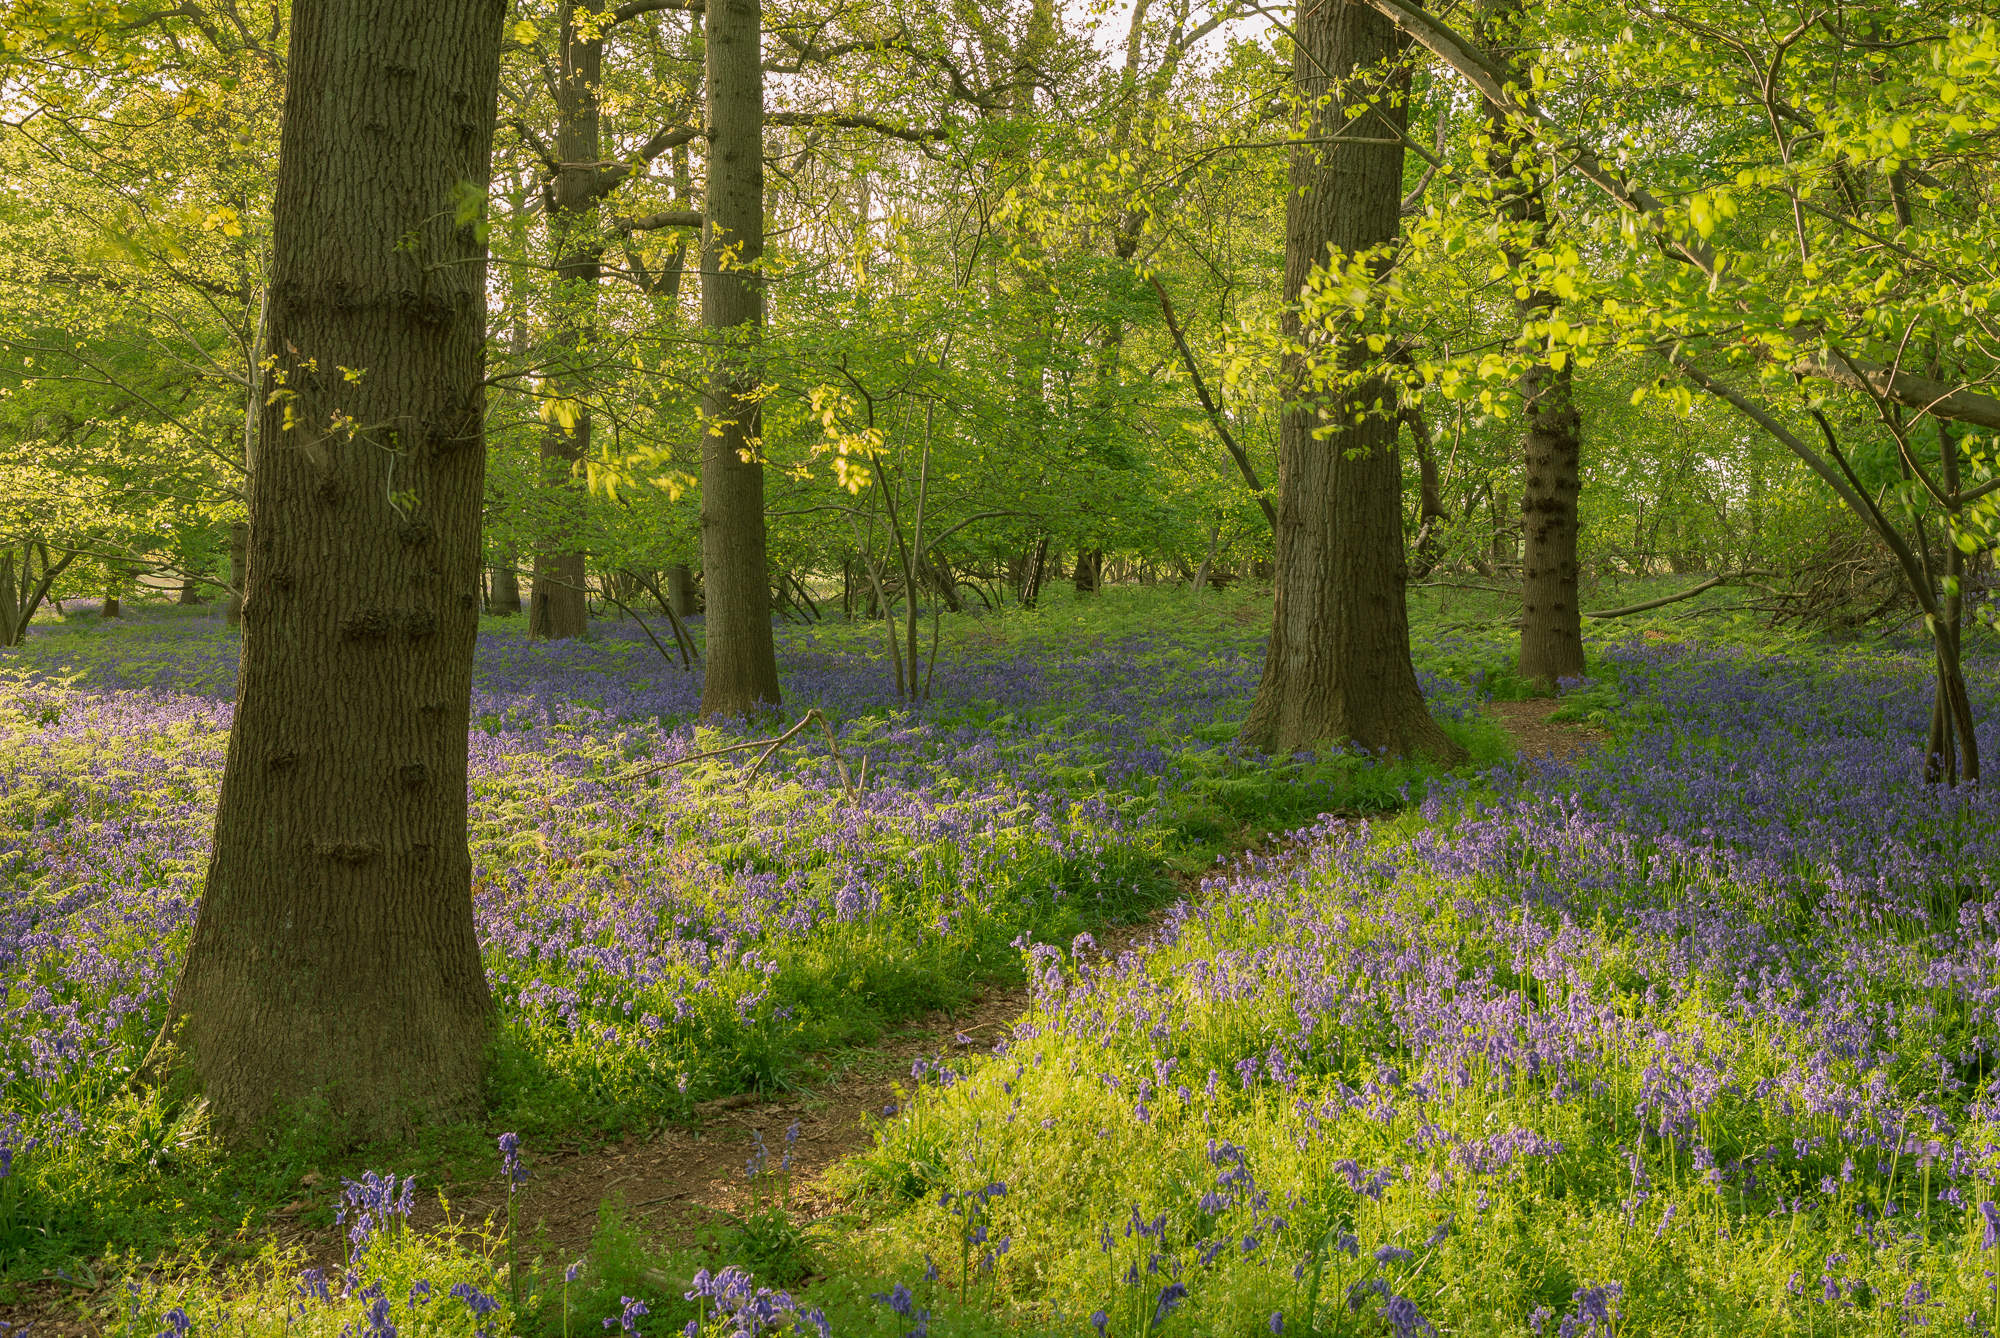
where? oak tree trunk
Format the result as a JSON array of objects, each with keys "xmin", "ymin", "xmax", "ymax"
[
  {"xmin": 697, "ymin": 0, "xmax": 781, "ymax": 717},
  {"xmin": 1239, "ymin": 0, "xmax": 1462, "ymax": 764},
  {"xmin": 152, "ymin": 0, "xmax": 504, "ymax": 1143}
]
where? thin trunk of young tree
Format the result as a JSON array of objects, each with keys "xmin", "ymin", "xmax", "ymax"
[
  {"xmin": 697, "ymin": 0, "xmax": 781, "ymax": 717},
  {"xmin": 148, "ymin": 0, "xmax": 503, "ymax": 1143},
  {"xmin": 1238, "ymin": 0, "xmax": 1463, "ymax": 763}
]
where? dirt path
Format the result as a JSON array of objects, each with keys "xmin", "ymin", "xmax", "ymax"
[
  {"xmin": 385, "ymin": 703, "xmax": 1607, "ymax": 1266},
  {"xmin": 0, "ymin": 702, "xmax": 1606, "ymax": 1333},
  {"xmin": 1488, "ymin": 697, "xmax": 1606, "ymax": 762}
]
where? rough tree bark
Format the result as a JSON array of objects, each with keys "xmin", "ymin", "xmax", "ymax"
[
  {"xmin": 225, "ymin": 520, "xmax": 247, "ymax": 628},
  {"xmin": 697, "ymin": 0, "xmax": 781, "ymax": 717},
  {"xmin": 148, "ymin": 0, "xmax": 504, "ymax": 1143},
  {"xmin": 1238, "ymin": 0, "xmax": 1463, "ymax": 763},
  {"xmin": 1481, "ymin": 0, "xmax": 1585, "ymax": 688}
]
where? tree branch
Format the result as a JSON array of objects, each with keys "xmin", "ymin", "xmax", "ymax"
[{"xmin": 764, "ymin": 111, "xmax": 949, "ymax": 144}]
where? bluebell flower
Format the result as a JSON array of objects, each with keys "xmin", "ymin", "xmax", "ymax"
[
  {"xmin": 498, "ymin": 1132, "xmax": 528, "ymax": 1187},
  {"xmin": 871, "ymin": 1284, "xmax": 915, "ymax": 1318}
]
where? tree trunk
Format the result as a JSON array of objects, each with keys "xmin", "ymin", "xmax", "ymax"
[
  {"xmin": 489, "ymin": 551, "xmax": 522, "ymax": 615},
  {"xmin": 101, "ymin": 585, "xmax": 120, "ymax": 618},
  {"xmin": 1483, "ymin": 0, "xmax": 1585, "ymax": 688},
  {"xmin": 178, "ymin": 578, "xmax": 203, "ymax": 605},
  {"xmin": 150, "ymin": 0, "xmax": 503, "ymax": 1143},
  {"xmin": 697, "ymin": 0, "xmax": 781, "ymax": 717},
  {"xmin": 529, "ymin": 551, "xmax": 588, "ymax": 637},
  {"xmin": 0, "ymin": 550, "xmax": 16, "ymax": 646},
  {"xmin": 1073, "ymin": 548, "xmax": 1101, "ymax": 594},
  {"xmin": 1238, "ymin": 0, "xmax": 1462, "ymax": 764},
  {"xmin": 1, "ymin": 544, "xmax": 78, "ymax": 646},
  {"xmin": 226, "ymin": 520, "xmax": 248, "ymax": 628},
  {"xmin": 666, "ymin": 562, "xmax": 698, "ymax": 616},
  {"xmin": 931, "ymin": 552, "xmax": 963, "ymax": 613},
  {"xmin": 1491, "ymin": 490, "xmax": 1514, "ymax": 570},
  {"xmin": 528, "ymin": 0, "xmax": 603, "ymax": 643},
  {"xmin": 1020, "ymin": 537, "xmax": 1049, "ymax": 609},
  {"xmin": 1402, "ymin": 397, "xmax": 1450, "ymax": 579}
]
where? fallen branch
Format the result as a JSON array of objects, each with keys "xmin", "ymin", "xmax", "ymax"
[
  {"xmin": 611, "ymin": 708, "xmax": 866, "ymax": 799},
  {"xmin": 1576, "ymin": 572, "xmax": 1784, "ymax": 620},
  {"xmin": 1582, "ymin": 574, "xmax": 1730, "ymax": 619}
]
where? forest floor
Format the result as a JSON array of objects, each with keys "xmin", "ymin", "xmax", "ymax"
[
  {"xmin": 0, "ymin": 694, "xmax": 1606, "ymax": 1338},
  {"xmin": 258, "ymin": 700, "xmax": 1607, "ymax": 1293}
]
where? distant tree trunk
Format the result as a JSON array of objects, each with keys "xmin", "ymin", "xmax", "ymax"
[
  {"xmin": 1491, "ymin": 490, "xmax": 1515, "ymax": 570},
  {"xmin": 101, "ymin": 584, "xmax": 120, "ymax": 618},
  {"xmin": 149, "ymin": 0, "xmax": 503, "ymax": 1143},
  {"xmin": 528, "ymin": 1, "xmax": 603, "ymax": 643},
  {"xmin": 666, "ymin": 563, "xmax": 698, "ymax": 616},
  {"xmin": 1020, "ymin": 537, "xmax": 1049, "ymax": 608},
  {"xmin": 489, "ymin": 551, "xmax": 521, "ymax": 615},
  {"xmin": 1482, "ymin": 0, "xmax": 1585, "ymax": 688},
  {"xmin": 698, "ymin": 0, "xmax": 781, "ymax": 717},
  {"xmin": 0, "ymin": 544, "xmax": 79, "ymax": 647},
  {"xmin": 1073, "ymin": 548, "xmax": 1102, "ymax": 594},
  {"xmin": 178, "ymin": 578, "xmax": 203, "ymax": 605},
  {"xmin": 226, "ymin": 520, "xmax": 248, "ymax": 628},
  {"xmin": 1402, "ymin": 398, "xmax": 1450, "ymax": 580},
  {"xmin": 931, "ymin": 553, "xmax": 963, "ymax": 613},
  {"xmin": 1238, "ymin": 0, "xmax": 1463, "ymax": 763}
]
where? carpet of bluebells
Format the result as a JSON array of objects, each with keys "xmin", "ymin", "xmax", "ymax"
[
  {"xmin": 11, "ymin": 599, "xmax": 2000, "ymax": 1337},
  {"xmin": 0, "ymin": 601, "xmax": 1488, "ymax": 1281},
  {"xmin": 855, "ymin": 642, "xmax": 2000, "ymax": 1334}
]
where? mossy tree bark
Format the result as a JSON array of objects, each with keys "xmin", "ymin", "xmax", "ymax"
[
  {"xmin": 152, "ymin": 0, "xmax": 504, "ymax": 1143},
  {"xmin": 697, "ymin": 0, "xmax": 781, "ymax": 717},
  {"xmin": 1238, "ymin": 0, "xmax": 1463, "ymax": 764}
]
